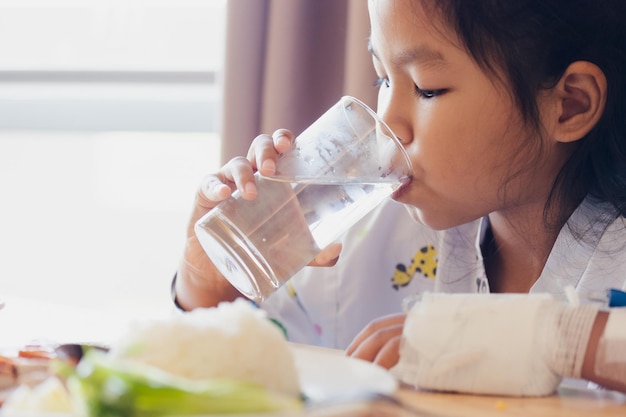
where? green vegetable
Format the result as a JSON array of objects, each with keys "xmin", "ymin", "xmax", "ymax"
[{"xmin": 64, "ymin": 351, "xmax": 302, "ymax": 417}]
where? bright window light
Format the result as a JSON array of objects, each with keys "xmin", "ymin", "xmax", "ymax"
[
  {"xmin": 0, "ymin": 0, "xmax": 227, "ymax": 131},
  {"xmin": 0, "ymin": 0, "xmax": 226, "ymax": 72}
]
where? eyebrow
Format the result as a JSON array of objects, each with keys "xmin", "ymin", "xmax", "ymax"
[{"xmin": 368, "ymin": 39, "xmax": 447, "ymax": 68}]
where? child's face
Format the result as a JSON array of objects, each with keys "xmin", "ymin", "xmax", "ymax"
[{"xmin": 369, "ymin": 0, "xmax": 561, "ymax": 229}]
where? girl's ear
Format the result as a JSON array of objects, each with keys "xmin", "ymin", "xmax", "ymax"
[{"xmin": 550, "ymin": 61, "xmax": 607, "ymax": 143}]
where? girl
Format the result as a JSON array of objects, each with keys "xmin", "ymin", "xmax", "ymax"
[{"xmin": 174, "ymin": 0, "xmax": 626, "ymax": 395}]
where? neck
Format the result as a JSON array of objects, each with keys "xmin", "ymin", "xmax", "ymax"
[{"xmin": 483, "ymin": 202, "xmax": 569, "ymax": 293}]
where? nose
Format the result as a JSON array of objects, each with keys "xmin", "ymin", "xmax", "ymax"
[{"xmin": 376, "ymin": 90, "xmax": 413, "ymax": 145}]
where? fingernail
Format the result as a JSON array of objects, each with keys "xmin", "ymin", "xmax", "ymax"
[
  {"xmin": 261, "ymin": 159, "xmax": 275, "ymax": 173},
  {"xmin": 276, "ymin": 134, "xmax": 291, "ymax": 148},
  {"xmin": 244, "ymin": 182, "xmax": 257, "ymax": 195}
]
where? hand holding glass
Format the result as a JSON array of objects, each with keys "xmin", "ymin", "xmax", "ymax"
[{"xmin": 195, "ymin": 96, "xmax": 412, "ymax": 302}]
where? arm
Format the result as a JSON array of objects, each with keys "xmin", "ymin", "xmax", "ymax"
[
  {"xmin": 348, "ymin": 294, "xmax": 626, "ymax": 396},
  {"xmin": 582, "ymin": 311, "xmax": 626, "ymax": 393},
  {"xmin": 174, "ymin": 230, "xmax": 241, "ymax": 310}
]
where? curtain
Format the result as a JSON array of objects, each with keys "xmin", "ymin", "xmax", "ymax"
[{"xmin": 219, "ymin": 0, "xmax": 376, "ymax": 163}]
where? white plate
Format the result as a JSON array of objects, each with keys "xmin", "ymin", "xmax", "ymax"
[{"xmin": 291, "ymin": 344, "xmax": 398, "ymax": 403}]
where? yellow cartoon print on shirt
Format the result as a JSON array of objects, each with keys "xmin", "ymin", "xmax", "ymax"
[{"xmin": 392, "ymin": 245, "xmax": 437, "ymax": 289}]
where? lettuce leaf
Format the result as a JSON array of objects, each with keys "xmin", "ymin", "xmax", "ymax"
[{"xmin": 64, "ymin": 350, "xmax": 302, "ymax": 417}]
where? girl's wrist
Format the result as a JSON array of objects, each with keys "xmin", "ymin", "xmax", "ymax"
[
  {"xmin": 175, "ymin": 256, "xmax": 241, "ymax": 310},
  {"xmin": 174, "ymin": 259, "xmax": 214, "ymax": 310}
]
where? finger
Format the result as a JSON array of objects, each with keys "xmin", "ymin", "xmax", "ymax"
[
  {"xmin": 247, "ymin": 134, "xmax": 279, "ymax": 177},
  {"xmin": 309, "ymin": 243, "xmax": 343, "ymax": 267},
  {"xmin": 345, "ymin": 314, "xmax": 406, "ymax": 356},
  {"xmin": 347, "ymin": 323, "xmax": 404, "ymax": 363},
  {"xmin": 187, "ymin": 174, "xmax": 236, "ymax": 238},
  {"xmin": 200, "ymin": 175, "xmax": 233, "ymax": 205},
  {"xmin": 219, "ymin": 156, "xmax": 258, "ymax": 200},
  {"xmin": 272, "ymin": 129, "xmax": 295, "ymax": 153},
  {"xmin": 373, "ymin": 335, "xmax": 402, "ymax": 369}
]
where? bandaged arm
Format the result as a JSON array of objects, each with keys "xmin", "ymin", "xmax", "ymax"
[
  {"xmin": 393, "ymin": 293, "xmax": 626, "ymax": 396},
  {"xmin": 582, "ymin": 310, "xmax": 626, "ymax": 393}
]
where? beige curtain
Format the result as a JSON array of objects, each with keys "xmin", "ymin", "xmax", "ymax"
[{"xmin": 219, "ymin": 0, "xmax": 376, "ymax": 163}]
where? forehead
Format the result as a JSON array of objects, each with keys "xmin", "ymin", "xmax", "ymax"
[{"xmin": 367, "ymin": 0, "xmax": 463, "ymax": 66}]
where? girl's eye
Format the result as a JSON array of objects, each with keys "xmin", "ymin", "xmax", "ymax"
[
  {"xmin": 373, "ymin": 77, "xmax": 390, "ymax": 88},
  {"xmin": 374, "ymin": 77, "xmax": 446, "ymax": 100},
  {"xmin": 415, "ymin": 87, "xmax": 445, "ymax": 99}
]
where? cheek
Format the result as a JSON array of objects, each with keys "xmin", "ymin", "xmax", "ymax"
[
  {"xmin": 429, "ymin": 97, "xmax": 516, "ymax": 164},
  {"xmin": 414, "ymin": 113, "xmax": 478, "ymax": 173},
  {"xmin": 411, "ymin": 104, "xmax": 520, "ymax": 193}
]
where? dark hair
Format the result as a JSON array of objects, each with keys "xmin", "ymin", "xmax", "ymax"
[{"xmin": 429, "ymin": 0, "xmax": 626, "ymax": 228}]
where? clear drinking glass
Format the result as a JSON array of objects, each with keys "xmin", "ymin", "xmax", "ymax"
[{"xmin": 195, "ymin": 96, "xmax": 412, "ymax": 302}]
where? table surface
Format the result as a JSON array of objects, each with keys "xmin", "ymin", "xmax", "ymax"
[
  {"xmin": 305, "ymin": 344, "xmax": 626, "ymax": 417},
  {"xmin": 2, "ymin": 295, "xmax": 626, "ymax": 417},
  {"xmin": 395, "ymin": 385, "xmax": 626, "ymax": 417}
]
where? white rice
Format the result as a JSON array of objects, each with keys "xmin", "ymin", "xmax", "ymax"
[{"xmin": 108, "ymin": 299, "xmax": 300, "ymax": 398}]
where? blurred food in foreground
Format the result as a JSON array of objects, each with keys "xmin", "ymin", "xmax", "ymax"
[{"xmin": 0, "ymin": 299, "xmax": 303, "ymax": 416}]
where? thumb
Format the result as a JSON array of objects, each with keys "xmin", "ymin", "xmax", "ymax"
[{"xmin": 309, "ymin": 243, "xmax": 343, "ymax": 267}]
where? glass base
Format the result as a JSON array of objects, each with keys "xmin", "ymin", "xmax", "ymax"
[{"xmin": 195, "ymin": 213, "xmax": 279, "ymax": 303}]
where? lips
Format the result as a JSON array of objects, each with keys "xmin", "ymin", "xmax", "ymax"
[{"xmin": 392, "ymin": 177, "xmax": 412, "ymax": 201}]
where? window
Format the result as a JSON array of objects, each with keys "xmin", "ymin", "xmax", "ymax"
[
  {"xmin": 0, "ymin": 0, "xmax": 226, "ymax": 323},
  {"xmin": 0, "ymin": 0, "xmax": 226, "ymax": 131}
]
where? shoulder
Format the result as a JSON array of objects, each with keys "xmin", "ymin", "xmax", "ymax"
[
  {"xmin": 572, "ymin": 198, "xmax": 626, "ymax": 289},
  {"xmin": 573, "ymin": 197, "xmax": 626, "ymax": 250}
]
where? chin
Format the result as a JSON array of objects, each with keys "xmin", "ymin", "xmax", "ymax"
[
  {"xmin": 403, "ymin": 206, "xmax": 424, "ymax": 224},
  {"xmin": 402, "ymin": 205, "xmax": 457, "ymax": 231}
]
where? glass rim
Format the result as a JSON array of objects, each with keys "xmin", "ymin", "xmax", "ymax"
[{"xmin": 339, "ymin": 95, "xmax": 413, "ymax": 176}]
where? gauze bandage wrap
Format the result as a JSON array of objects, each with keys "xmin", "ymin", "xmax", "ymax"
[
  {"xmin": 392, "ymin": 293, "xmax": 599, "ymax": 397},
  {"xmin": 540, "ymin": 302, "xmax": 599, "ymax": 379}
]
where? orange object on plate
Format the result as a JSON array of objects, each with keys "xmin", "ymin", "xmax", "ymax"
[{"xmin": 17, "ymin": 345, "xmax": 55, "ymax": 360}]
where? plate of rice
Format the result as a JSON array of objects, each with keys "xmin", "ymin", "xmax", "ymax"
[{"xmin": 0, "ymin": 299, "xmax": 397, "ymax": 416}]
